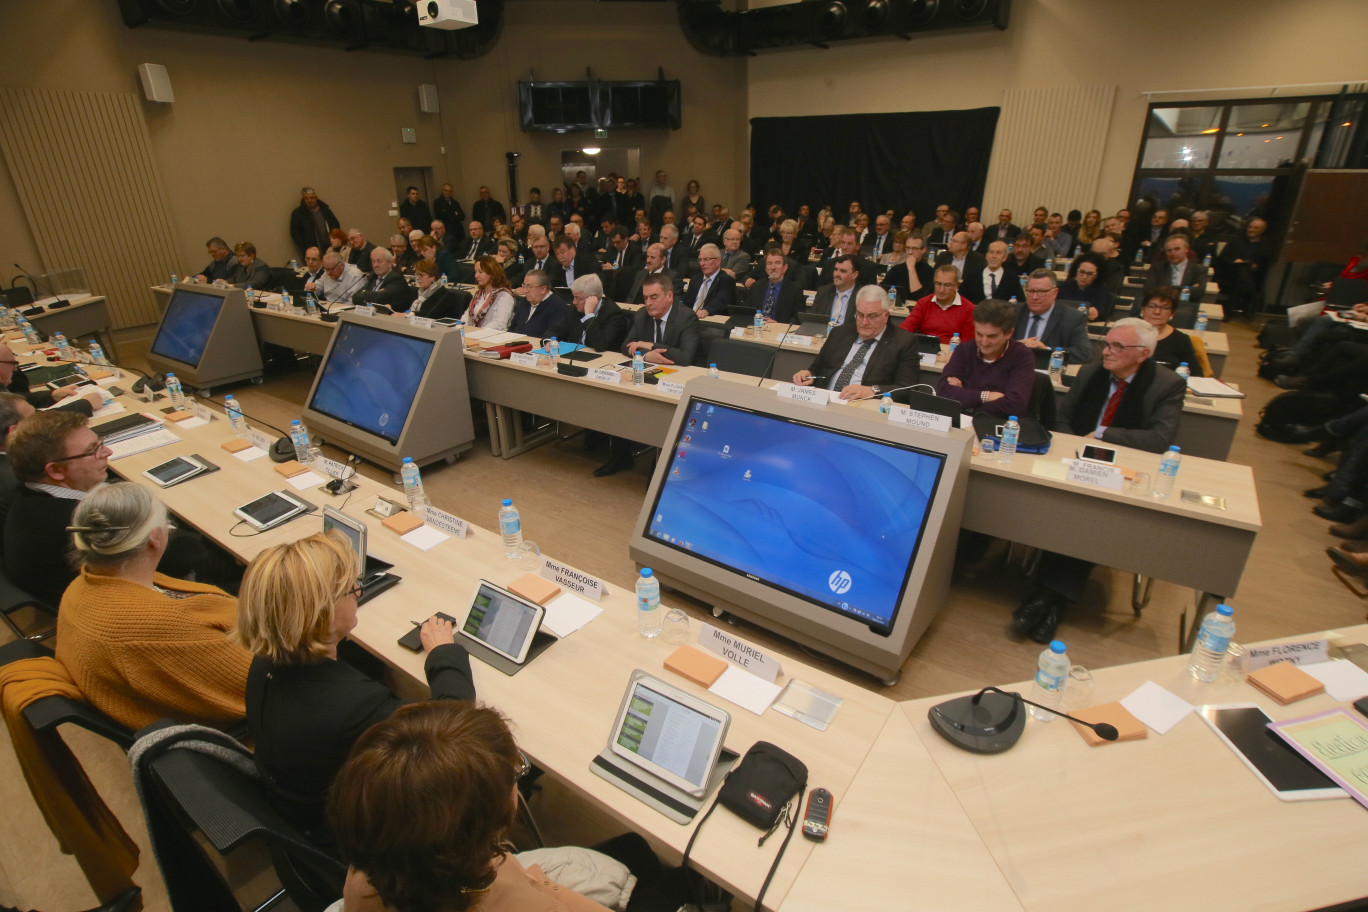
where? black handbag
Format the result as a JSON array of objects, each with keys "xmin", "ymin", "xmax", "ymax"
[
  {"xmin": 972, "ymin": 411, "xmax": 1052, "ymax": 454},
  {"xmin": 682, "ymin": 742, "xmax": 808, "ymax": 912}
]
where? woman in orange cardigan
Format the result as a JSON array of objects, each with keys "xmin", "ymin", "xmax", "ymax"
[{"xmin": 55, "ymin": 483, "xmax": 251, "ymax": 731}]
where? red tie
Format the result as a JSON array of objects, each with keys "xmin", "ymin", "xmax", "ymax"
[{"xmin": 1100, "ymin": 379, "xmax": 1128, "ymax": 427}]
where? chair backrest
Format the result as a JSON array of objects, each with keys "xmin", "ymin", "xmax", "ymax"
[
  {"xmin": 1027, "ymin": 370, "xmax": 1058, "ymax": 429},
  {"xmin": 2, "ymin": 286, "xmax": 35, "ymax": 307},
  {"xmin": 271, "ymin": 267, "xmax": 305, "ymax": 292},
  {"xmin": 0, "ymin": 560, "xmax": 57, "ymax": 641},
  {"xmin": 1327, "ymin": 276, "xmax": 1366, "ymax": 307},
  {"xmin": 707, "ymin": 336, "xmax": 778, "ymax": 378}
]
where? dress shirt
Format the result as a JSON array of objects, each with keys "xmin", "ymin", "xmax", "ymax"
[
  {"xmin": 1024, "ymin": 308, "xmax": 1052, "ymax": 340},
  {"xmin": 1094, "ymin": 370, "xmax": 1137, "ymax": 438},
  {"xmin": 828, "ymin": 337, "xmax": 879, "ymax": 390},
  {"xmin": 982, "ymin": 267, "xmax": 1004, "ymax": 298},
  {"xmin": 830, "ymin": 287, "xmax": 854, "ymax": 324},
  {"xmin": 27, "ymin": 481, "xmax": 88, "ymax": 501},
  {"xmin": 692, "ymin": 273, "xmax": 715, "ymax": 312}
]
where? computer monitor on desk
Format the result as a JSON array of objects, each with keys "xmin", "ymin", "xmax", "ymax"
[
  {"xmin": 302, "ymin": 312, "xmax": 474, "ymax": 472},
  {"xmin": 145, "ymin": 285, "xmax": 263, "ymax": 390},
  {"xmin": 628, "ymin": 379, "xmax": 972, "ymax": 683}
]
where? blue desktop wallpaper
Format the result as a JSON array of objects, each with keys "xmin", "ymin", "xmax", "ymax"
[
  {"xmin": 309, "ymin": 322, "xmax": 435, "ymax": 443},
  {"xmin": 150, "ymin": 290, "xmax": 224, "ymax": 366}
]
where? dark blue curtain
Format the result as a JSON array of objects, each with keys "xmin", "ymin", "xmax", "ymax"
[{"xmin": 749, "ymin": 107, "xmax": 1000, "ymax": 222}]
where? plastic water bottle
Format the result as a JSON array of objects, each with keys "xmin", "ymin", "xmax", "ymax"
[
  {"xmin": 632, "ymin": 351, "xmax": 644, "ymax": 386},
  {"xmin": 245, "ymin": 285, "xmax": 255, "ymax": 304},
  {"xmin": 20, "ymin": 319, "xmax": 40, "ymax": 345},
  {"xmin": 1008, "ymin": 295, "xmax": 1018, "ymax": 305},
  {"xmin": 224, "ymin": 395, "xmax": 246, "ymax": 435},
  {"xmin": 926, "ymin": 248, "xmax": 936, "ymax": 266},
  {"xmin": 305, "ymin": 292, "xmax": 318, "ymax": 316},
  {"xmin": 1179, "ymin": 286, "xmax": 1191, "ymax": 303},
  {"xmin": 752, "ymin": 310, "xmax": 764, "ymax": 336},
  {"xmin": 281, "ymin": 290, "xmax": 292, "ymax": 309},
  {"xmin": 1134, "ymin": 248, "xmax": 1144, "ymax": 265},
  {"xmin": 636, "ymin": 568, "xmax": 662, "ymax": 638},
  {"xmin": 456, "ymin": 321, "xmax": 466, "ymax": 345},
  {"xmin": 289, "ymin": 419, "xmax": 315, "ymax": 465},
  {"xmin": 1202, "ymin": 254, "xmax": 1212, "ymax": 268},
  {"xmin": 170, "ymin": 273, "xmax": 179, "ymax": 285},
  {"xmin": 1048, "ymin": 347, "xmax": 1064, "ymax": 378},
  {"xmin": 1154, "ymin": 445, "xmax": 1181, "ymax": 499},
  {"xmin": 0, "ymin": 305, "xmax": 11, "ymax": 330},
  {"xmin": 999, "ymin": 415, "xmax": 1019, "ymax": 464},
  {"xmin": 53, "ymin": 332, "xmax": 73, "ymax": 359},
  {"xmin": 289, "ymin": 258, "xmax": 299, "ymax": 270},
  {"xmin": 1028, "ymin": 640, "xmax": 1070, "ymax": 721},
  {"xmin": 1194, "ymin": 313, "xmax": 1208, "ymax": 333},
  {"xmin": 88, "ymin": 341, "xmax": 106, "ymax": 365},
  {"xmin": 547, "ymin": 337, "xmax": 560, "ymax": 362},
  {"xmin": 949, "ymin": 333, "xmax": 960, "ymax": 356},
  {"xmin": 880, "ymin": 393, "xmax": 893, "ymax": 414},
  {"xmin": 888, "ymin": 286, "xmax": 898, "ymax": 308},
  {"xmin": 166, "ymin": 373, "xmax": 185, "ymax": 408},
  {"xmin": 1045, "ymin": 254, "xmax": 1054, "ymax": 271},
  {"xmin": 498, "ymin": 498, "xmax": 522, "ymax": 559},
  {"xmin": 400, "ymin": 457, "xmax": 427, "ymax": 514},
  {"xmin": 708, "ymin": 363, "xmax": 720, "ymax": 379},
  {"xmin": 1189, "ymin": 604, "xmax": 1236, "ymax": 682},
  {"xmin": 1175, "ymin": 362, "xmax": 1191, "ymax": 380}
]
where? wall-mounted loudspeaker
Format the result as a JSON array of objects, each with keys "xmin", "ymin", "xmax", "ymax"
[
  {"xmin": 138, "ymin": 63, "xmax": 174, "ymax": 103},
  {"xmin": 418, "ymin": 83, "xmax": 439, "ymax": 113}
]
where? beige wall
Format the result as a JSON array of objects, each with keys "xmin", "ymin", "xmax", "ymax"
[{"xmin": 745, "ymin": 0, "xmax": 1368, "ymax": 213}]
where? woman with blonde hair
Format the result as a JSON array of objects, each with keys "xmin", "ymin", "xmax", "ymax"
[{"xmin": 235, "ymin": 530, "xmax": 474, "ymax": 838}]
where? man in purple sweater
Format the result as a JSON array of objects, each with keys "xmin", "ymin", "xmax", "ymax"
[{"xmin": 935, "ymin": 297, "xmax": 1036, "ymax": 417}]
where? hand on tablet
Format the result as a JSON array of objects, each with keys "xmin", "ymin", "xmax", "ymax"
[{"xmin": 420, "ymin": 615, "xmax": 456, "ymax": 653}]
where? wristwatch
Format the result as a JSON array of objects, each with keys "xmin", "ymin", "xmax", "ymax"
[{"xmin": 870, "ymin": 385, "xmax": 881, "ymax": 396}]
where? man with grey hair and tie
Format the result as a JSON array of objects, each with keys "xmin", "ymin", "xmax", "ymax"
[
  {"xmin": 719, "ymin": 228, "xmax": 753, "ymax": 282},
  {"xmin": 314, "ymin": 251, "xmax": 365, "ymax": 303},
  {"xmin": 794, "ymin": 285, "xmax": 919, "ymax": 402}
]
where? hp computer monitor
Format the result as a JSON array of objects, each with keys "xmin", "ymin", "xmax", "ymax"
[
  {"xmin": 145, "ymin": 284, "xmax": 262, "ymax": 389},
  {"xmin": 150, "ymin": 288, "xmax": 223, "ymax": 367},
  {"xmin": 629, "ymin": 379, "xmax": 971, "ymax": 682},
  {"xmin": 303, "ymin": 312, "xmax": 474, "ymax": 471}
]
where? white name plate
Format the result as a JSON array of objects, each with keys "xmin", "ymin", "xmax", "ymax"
[
  {"xmin": 190, "ymin": 401, "xmax": 214, "ymax": 423},
  {"xmin": 729, "ymin": 327, "xmax": 747, "ymax": 338},
  {"xmin": 509, "ymin": 352, "xmax": 539, "ymax": 367},
  {"xmin": 540, "ymin": 557, "xmax": 605, "ymax": 601},
  {"xmin": 588, "ymin": 367, "xmax": 622, "ymax": 384},
  {"xmin": 353, "ymin": 305, "xmax": 375, "ymax": 317},
  {"xmin": 657, "ymin": 380, "xmax": 685, "ymax": 397},
  {"xmin": 409, "ymin": 315, "xmax": 434, "ymax": 329},
  {"xmin": 1246, "ymin": 638, "xmax": 1329, "ymax": 671},
  {"xmin": 1065, "ymin": 458, "xmax": 1124, "ymax": 491},
  {"xmin": 773, "ymin": 382, "xmax": 828, "ymax": 406},
  {"xmin": 920, "ymin": 352, "xmax": 939, "ymax": 367},
  {"xmin": 423, "ymin": 505, "xmax": 468, "ymax": 539},
  {"xmin": 888, "ymin": 406, "xmax": 952, "ymax": 433},
  {"xmin": 782, "ymin": 334, "xmax": 813, "ymax": 347},
  {"xmin": 314, "ymin": 455, "xmax": 349, "ymax": 480},
  {"xmin": 244, "ymin": 428, "xmax": 276, "ymax": 452},
  {"xmin": 699, "ymin": 622, "xmax": 781, "ymax": 683}
]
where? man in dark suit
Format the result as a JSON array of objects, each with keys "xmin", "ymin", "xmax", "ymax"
[
  {"xmin": 718, "ymin": 227, "xmax": 753, "ymax": 283},
  {"xmin": 523, "ymin": 187, "xmax": 547, "ymax": 228},
  {"xmin": 470, "ymin": 185, "xmax": 506, "ymax": 231},
  {"xmin": 936, "ymin": 232, "xmax": 987, "ymax": 289},
  {"xmin": 289, "ymin": 187, "xmax": 340, "ymax": 261},
  {"xmin": 457, "ymin": 221, "xmax": 495, "ymax": 261},
  {"xmin": 965, "ymin": 222, "xmax": 991, "ymax": 256},
  {"xmin": 1014, "ymin": 317, "xmax": 1186, "ymax": 642},
  {"xmin": 658, "ymin": 224, "xmax": 686, "ymax": 273},
  {"xmin": 1140, "ymin": 234, "xmax": 1209, "ymax": 303},
  {"xmin": 682, "ymin": 244, "xmax": 735, "ymax": 317},
  {"xmin": 600, "ymin": 227, "xmax": 645, "ymax": 300},
  {"xmin": 352, "ymin": 249, "xmax": 416, "ymax": 312},
  {"xmin": 523, "ymin": 233, "xmax": 554, "ymax": 275},
  {"xmin": 299, "ymin": 246, "xmax": 326, "ymax": 288},
  {"xmin": 1216, "ymin": 217, "xmax": 1273, "ymax": 316},
  {"xmin": 811, "ymin": 256, "xmax": 862, "ymax": 326},
  {"xmin": 398, "ymin": 187, "xmax": 432, "ymax": 235},
  {"xmin": 550, "ymin": 275, "xmax": 631, "ymax": 353},
  {"xmin": 794, "ymin": 285, "xmax": 920, "ymax": 402},
  {"xmin": 547, "ymin": 235, "xmax": 600, "ymax": 289},
  {"xmin": 863, "ymin": 215, "xmax": 895, "ymax": 261},
  {"xmin": 1005, "ymin": 234, "xmax": 1046, "ymax": 279},
  {"xmin": 749, "ymin": 248, "xmax": 806, "ymax": 324},
  {"xmin": 433, "ymin": 183, "xmax": 465, "ymax": 240},
  {"xmin": 986, "ymin": 209, "xmax": 1021, "ymax": 244},
  {"xmin": 508, "ymin": 269, "xmax": 569, "ymax": 338},
  {"xmin": 813, "ymin": 228, "xmax": 878, "ymax": 289},
  {"xmin": 1014, "ymin": 269, "xmax": 1092, "ymax": 364},
  {"xmin": 962, "ymin": 240, "xmax": 1020, "ymax": 304},
  {"xmin": 925, "ymin": 210, "xmax": 960, "ymax": 249},
  {"xmin": 345, "ymin": 229, "xmax": 376, "ymax": 273},
  {"xmin": 625, "ymin": 244, "xmax": 683, "ymax": 305}
]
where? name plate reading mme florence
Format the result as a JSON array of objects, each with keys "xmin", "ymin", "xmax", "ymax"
[
  {"xmin": 1065, "ymin": 458, "xmax": 1124, "ymax": 491},
  {"xmin": 656, "ymin": 380, "xmax": 685, "ymax": 397},
  {"xmin": 772, "ymin": 382, "xmax": 828, "ymax": 406},
  {"xmin": 887, "ymin": 406, "xmax": 952, "ymax": 433},
  {"xmin": 422, "ymin": 505, "xmax": 468, "ymax": 539},
  {"xmin": 588, "ymin": 367, "xmax": 622, "ymax": 385},
  {"xmin": 509, "ymin": 352, "xmax": 539, "ymax": 367}
]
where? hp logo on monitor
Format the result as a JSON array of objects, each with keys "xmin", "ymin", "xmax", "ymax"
[{"xmin": 828, "ymin": 570, "xmax": 852, "ymax": 595}]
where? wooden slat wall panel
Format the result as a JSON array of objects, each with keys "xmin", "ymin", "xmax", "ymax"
[
  {"xmin": 981, "ymin": 84, "xmax": 1117, "ymax": 224},
  {"xmin": 0, "ymin": 88, "xmax": 178, "ymax": 330}
]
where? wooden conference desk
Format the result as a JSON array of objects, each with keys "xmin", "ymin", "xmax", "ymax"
[
  {"xmin": 100, "ymin": 396, "xmax": 896, "ymax": 907},
  {"xmin": 22, "ymin": 294, "xmax": 119, "ymax": 362},
  {"xmin": 898, "ymin": 626, "xmax": 1368, "ymax": 912}
]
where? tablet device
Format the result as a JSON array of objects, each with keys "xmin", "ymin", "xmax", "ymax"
[
  {"xmin": 608, "ymin": 671, "xmax": 731, "ymax": 799},
  {"xmin": 322, "ymin": 506, "xmax": 394, "ymax": 580},
  {"xmin": 459, "ymin": 580, "xmax": 545, "ymax": 664},
  {"xmin": 47, "ymin": 373, "xmax": 92, "ymax": 390},
  {"xmin": 233, "ymin": 490, "xmax": 309, "ymax": 531},
  {"xmin": 143, "ymin": 455, "xmax": 208, "ymax": 488},
  {"xmin": 1197, "ymin": 703, "xmax": 1346, "ymax": 802}
]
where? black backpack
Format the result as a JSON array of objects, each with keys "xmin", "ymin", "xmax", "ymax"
[{"xmin": 1255, "ymin": 390, "xmax": 1338, "ymax": 442}]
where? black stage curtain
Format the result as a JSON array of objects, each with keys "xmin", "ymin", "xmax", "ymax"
[{"xmin": 749, "ymin": 107, "xmax": 1000, "ymax": 224}]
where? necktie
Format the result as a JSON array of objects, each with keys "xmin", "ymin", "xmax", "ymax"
[
  {"xmin": 654, "ymin": 318, "xmax": 664, "ymax": 346},
  {"xmin": 834, "ymin": 338, "xmax": 875, "ymax": 390},
  {"xmin": 695, "ymin": 276, "xmax": 712, "ymax": 312},
  {"xmin": 763, "ymin": 282, "xmax": 779, "ymax": 319},
  {"xmin": 1101, "ymin": 379, "xmax": 1128, "ymax": 427},
  {"xmin": 374, "ymin": 276, "xmax": 383, "ymax": 291},
  {"xmin": 537, "ymin": 258, "xmax": 545, "ymax": 270},
  {"xmin": 989, "ymin": 272, "xmax": 997, "ymax": 296},
  {"xmin": 616, "ymin": 249, "xmax": 624, "ymax": 269},
  {"xmin": 834, "ymin": 290, "xmax": 849, "ymax": 323},
  {"xmin": 1027, "ymin": 314, "xmax": 1041, "ymax": 339}
]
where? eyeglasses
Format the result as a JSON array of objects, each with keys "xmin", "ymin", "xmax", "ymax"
[
  {"xmin": 1142, "ymin": 302, "xmax": 1173, "ymax": 312},
  {"xmin": 52, "ymin": 438, "xmax": 106, "ymax": 463},
  {"xmin": 515, "ymin": 750, "xmax": 532, "ymax": 780},
  {"xmin": 347, "ymin": 581, "xmax": 365, "ymax": 600},
  {"xmin": 1024, "ymin": 288, "xmax": 1055, "ymax": 296},
  {"xmin": 1075, "ymin": 269, "xmax": 1098, "ymax": 278},
  {"xmin": 1103, "ymin": 341, "xmax": 1147, "ymax": 353},
  {"xmin": 0, "ymin": 357, "xmax": 18, "ymax": 366},
  {"xmin": 854, "ymin": 310, "xmax": 886, "ymax": 322}
]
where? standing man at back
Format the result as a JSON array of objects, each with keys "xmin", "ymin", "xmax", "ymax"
[{"xmin": 289, "ymin": 187, "xmax": 339, "ymax": 262}]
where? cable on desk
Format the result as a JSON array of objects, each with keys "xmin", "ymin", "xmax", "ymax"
[
  {"xmin": 227, "ymin": 519, "xmax": 265, "ymax": 538},
  {"xmin": 199, "ymin": 393, "xmax": 289, "ymax": 438}
]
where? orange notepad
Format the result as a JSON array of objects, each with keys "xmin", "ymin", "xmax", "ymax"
[
  {"xmin": 220, "ymin": 437, "xmax": 252, "ymax": 453},
  {"xmin": 1246, "ymin": 661, "xmax": 1325, "ymax": 705},
  {"xmin": 1068, "ymin": 702, "xmax": 1148, "ymax": 746},
  {"xmin": 664, "ymin": 646, "xmax": 728, "ymax": 688},
  {"xmin": 273, "ymin": 460, "xmax": 309, "ymax": 478},
  {"xmin": 508, "ymin": 573, "xmax": 561, "ymax": 605},
  {"xmin": 164, "ymin": 409, "xmax": 195, "ymax": 422},
  {"xmin": 381, "ymin": 511, "xmax": 426, "ymax": 535}
]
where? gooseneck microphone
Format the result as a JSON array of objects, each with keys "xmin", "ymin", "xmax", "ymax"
[
  {"xmin": 972, "ymin": 686, "xmax": 1118, "ymax": 741},
  {"xmin": 755, "ymin": 310, "xmax": 801, "ymax": 388}
]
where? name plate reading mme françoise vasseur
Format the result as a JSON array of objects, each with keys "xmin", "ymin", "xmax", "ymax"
[{"xmin": 540, "ymin": 557, "xmax": 605, "ymax": 601}]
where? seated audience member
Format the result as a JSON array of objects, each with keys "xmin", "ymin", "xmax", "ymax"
[
  {"xmin": 429, "ymin": 219, "xmax": 458, "ymax": 259},
  {"xmin": 1215, "ymin": 217, "xmax": 1272, "ymax": 316},
  {"xmin": 327, "ymin": 228, "xmax": 350, "ymax": 264},
  {"xmin": 966, "ymin": 221, "xmax": 990, "ymax": 255},
  {"xmin": 935, "ymin": 232, "xmax": 987, "ymax": 287},
  {"xmin": 682, "ymin": 244, "xmax": 735, "ymax": 317},
  {"xmin": 812, "ymin": 256, "xmax": 863, "ymax": 326},
  {"xmin": 458, "ymin": 220, "xmax": 495, "ymax": 261},
  {"xmin": 882, "ymin": 230, "xmax": 910, "ymax": 266},
  {"xmin": 795, "ymin": 285, "xmax": 919, "ymax": 402},
  {"xmin": 828, "ymin": 226, "xmax": 878, "ymax": 287},
  {"xmin": 547, "ymin": 235, "xmax": 599, "ymax": 289},
  {"xmin": 1005, "ymin": 234, "xmax": 1045, "ymax": 277},
  {"xmin": 1042, "ymin": 212, "xmax": 1074, "ymax": 258},
  {"xmin": 602, "ymin": 227, "xmax": 646, "ymax": 299},
  {"xmin": 234, "ymin": 531, "xmax": 475, "ymax": 838},
  {"xmin": 1274, "ymin": 339, "xmax": 1368, "ymax": 403},
  {"xmin": 962, "ymin": 240, "xmax": 1020, "ymax": 304},
  {"xmin": 1091, "ymin": 236, "xmax": 1127, "ymax": 293},
  {"xmin": 522, "ymin": 232, "xmax": 554, "ymax": 276},
  {"xmin": 864, "ymin": 214, "xmax": 895, "ymax": 261},
  {"xmin": 346, "ymin": 229, "xmax": 377, "ymax": 273},
  {"xmin": 774, "ymin": 219, "xmax": 807, "ymax": 265},
  {"xmin": 409, "ymin": 261, "xmax": 464, "ymax": 321},
  {"xmin": 925, "ymin": 209, "xmax": 959, "ymax": 248},
  {"xmin": 509, "ymin": 269, "xmax": 568, "ymax": 338},
  {"xmin": 229, "ymin": 241, "xmax": 272, "ymax": 289},
  {"xmin": 1141, "ymin": 234, "xmax": 1208, "ymax": 302},
  {"xmin": 1058, "ymin": 252, "xmax": 1115, "ymax": 321},
  {"xmin": 749, "ymin": 248, "xmax": 806, "ymax": 324},
  {"xmin": 986, "ymin": 208, "xmax": 1021, "ymax": 243},
  {"xmin": 0, "ymin": 341, "xmax": 102, "ymax": 413},
  {"xmin": 327, "ymin": 701, "xmax": 693, "ymax": 912},
  {"xmin": 413, "ymin": 234, "xmax": 458, "ymax": 283},
  {"xmin": 464, "ymin": 255, "xmax": 516, "ymax": 331},
  {"xmin": 1013, "ymin": 318, "xmax": 1185, "ymax": 642},
  {"xmin": 55, "ymin": 484, "xmax": 251, "ymax": 731},
  {"xmin": 388, "ymin": 234, "xmax": 417, "ymax": 273},
  {"xmin": 880, "ymin": 234, "xmax": 931, "ymax": 299},
  {"xmin": 493, "ymin": 239, "xmax": 525, "ymax": 288},
  {"xmin": 194, "ymin": 237, "xmax": 236, "ymax": 284},
  {"xmin": 1075, "ymin": 210, "xmax": 1103, "ymax": 247},
  {"xmin": 315, "ymin": 252, "xmax": 365, "ymax": 303},
  {"xmin": 550, "ymin": 274, "xmax": 630, "ymax": 353},
  {"xmin": 900, "ymin": 265, "xmax": 975, "ymax": 344},
  {"xmin": 1140, "ymin": 286, "xmax": 1207, "ymax": 376},
  {"xmin": 300, "ymin": 247, "xmax": 326, "ymax": 287},
  {"xmin": 625, "ymin": 244, "xmax": 683, "ymax": 305},
  {"xmin": 936, "ymin": 298, "xmax": 1035, "ymax": 417},
  {"xmin": 353, "ymin": 248, "xmax": 416, "ymax": 312},
  {"xmin": 0, "ymin": 392, "xmax": 35, "ymax": 536},
  {"xmin": 1015, "ymin": 269, "xmax": 1092, "ymax": 364}
]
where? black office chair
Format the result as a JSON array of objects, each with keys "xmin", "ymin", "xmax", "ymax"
[
  {"xmin": 270, "ymin": 267, "xmax": 305, "ymax": 293},
  {"xmin": 1326, "ymin": 276, "xmax": 1367, "ymax": 308},
  {"xmin": 0, "ymin": 563, "xmax": 57, "ymax": 641},
  {"xmin": 694, "ymin": 323, "xmax": 727, "ymax": 367},
  {"xmin": 1026, "ymin": 370, "xmax": 1057, "ymax": 429},
  {"xmin": 2, "ymin": 285, "xmax": 35, "ymax": 307},
  {"xmin": 707, "ymin": 336, "xmax": 776, "ymax": 378}
]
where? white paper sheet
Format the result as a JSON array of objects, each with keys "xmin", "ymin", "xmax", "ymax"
[
  {"xmin": 1300, "ymin": 659, "xmax": 1368, "ymax": 701},
  {"xmin": 232, "ymin": 446, "xmax": 268, "ymax": 462},
  {"xmin": 401, "ymin": 524, "xmax": 449, "ymax": 551},
  {"xmin": 1119, "ymin": 681, "xmax": 1194, "ymax": 735},
  {"xmin": 90, "ymin": 402, "xmax": 127, "ymax": 419},
  {"xmin": 708, "ymin": 666, "xmax": 782, "ymax": 716},
  {"xmin": 541, "ymin": 592, "xmax": 603, "ymax": 638},
  {"xmin": 173, "ymin": 416, "xmax": 209, "ymax": 429},
  {"xmin": 287, "ymin": 470, "xmax": 327, "ymax": 491},
  {"xmin": 106, "ymin": 428, "xmax": 181, "ymax": 460}
]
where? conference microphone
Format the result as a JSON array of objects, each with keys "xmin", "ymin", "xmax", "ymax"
[
  {"xmin": 13, "ymin": 262, "xmax": 68, "ymax": 309},
  {"xmin": 972, "ymin": 686, "xmax": 1118, "ymax": 741},
  {"xmin": 846, "ymin": 382, "xmax": 937, "ymax": 403},
  {"xmin": 755, "ymin": 311, "xmax": 801, "ymax": 388}
]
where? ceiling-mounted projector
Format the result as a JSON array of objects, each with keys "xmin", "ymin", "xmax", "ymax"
[{"xmin": 419, "ymin": 0, "xmax": 478, "ymax": 29}]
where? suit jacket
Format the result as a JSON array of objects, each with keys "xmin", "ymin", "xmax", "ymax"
[
  {"xmin": 926, "ymin": 227, "xmax": 955, "ymax": 247},
  {"xmin": 549, "ymin": 296, "xmax": 631, "ymax": 353},
  {"xmin": 658, "ymin": 244, "xmax": 688, "ymax": 274},
  {"xmin": 471, "ymin": 198, "xmax": 506, "ymax": 230},
  {"xmin": 682, "ymin": 271, "xmax": 736, "ymax": 317},
  {"xmin": 879, "ymin": 259, "xmax": 933, "ymax": 298},
  {"xmin": 626, "ymin": 268, "xmax": 684, "ymax": 305},
  {"xmin": 967, "ymin": 235, "xmax": 992, "ymax": 255},
  {"xmin": 410, "ymin": 286, "xmax": 467, "ymax": 321},
  {"xmin": 1141, "ymin": 260, "xmax": 1210, "ymax": 301},
  {"xmin": 546, "ymin": 253, "xmax": 601, "ymax": 289},
  {"xmin": 752, "ymin": 277, "xmax": 806, "ymax": 324},
  {"xmin": 456, "ymin": 236, "xmax": 495, "ymax": 261},
  {"xmin": 602, "ymin": 245, "xmax": 646, "ymax": 299},
  {"xmin": 1056, "ymin": 360, "xmax": 1185, "ymax": 454},
  {"xmin": 229, "ymin": 259, "xmax": 272, "ymax": 289},
  {"xmin": 433, "ymin": 196, "xmax": 465, "ymax": 237},
  {"xmin": 3, "ymin": 485, "xmax": 79, "ymax": 609},
  {"xmin": 986, "ymin": 222, "xmax": 1022, "ymax": 243},
  {"xmin": 347, "ymin": 243, "xmax": 376, "ymax": 272},
  {"xmin": 623, "ymin": 303, "xmax": 701, "ymax": 366},
  {"xmin": 935, "ymin": 251, "xmax": 988, "ymax": 284},
  {"xmin": 811, "ymin": 284, "xmax": 859, "ymax": 325},
  {"xmin": 806, "ymin": 323, "xmax": 920, "ymax": 396},
  {"xmin": 862, "ymin": 233, "xmax": 896, "ymax": 261},
  {"xmin": 398, "ymin": 199, "xmax": 432, "ymax": 232},
  {"xmin": 719, "ymin": 248, "xmax": 753, "ymax": 282},
  {"xmin": 812, "ymin": 255, "xmax": 878, "ymax": 290},
  {"xmin": 1015, "ymin": 303, "xmax": 1092, "ymax": 364},
  {"xmin": 352, "ymin": 269, "xmax": 417, "ymax": 312},
  {"xmin": 961, "ymin": 267, "xmax": 1021, "ymax": 304},
  {"xmin": 1005, "ymin": 253, "xmax": 1045, "ymax": 277},
  {"xmin": 510, "ymin": 293, "xmax": 570, "ymax": 338}
]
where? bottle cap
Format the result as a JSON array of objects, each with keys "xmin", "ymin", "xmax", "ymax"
[
  {"xmin": 1049, "ymin": 640, "xmax": 1067, "ymax": 653},
  {"xmin": 1216, "ymin": 604, "xmax": 1233, "ymax": 616},
  {"xmin": 501, "ymin": 498, "xmax": 512, "ymax": 506},
  {"xmin": 166, "ymin": 372, "xmax": 175, "ymax": 378},
  {"xmin": 1008, "ymin": 415, "xmax": 1018, "ymax": 421},
  {"xmin": 710, "ymin": 363, "xmax": 717, "ymax": 369},
  {"xmin": 291, "ymin": 419, "xmax": 301, "ymax": 426},
  {"xmin": 640, "ymin": 568, "xmax": 653, "ymax": 578},
  {"xmin": 403, "ymin": 457, "xmax": 413, "ymax": 464},
  {"xmin": 1169, "ymin": 445, "xmax": 1180, "ymax": 452}
]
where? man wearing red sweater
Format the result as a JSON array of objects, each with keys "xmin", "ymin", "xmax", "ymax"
[{"xmin": 900, "ymin": 264, "xmax": 975, "ymax": 343}]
